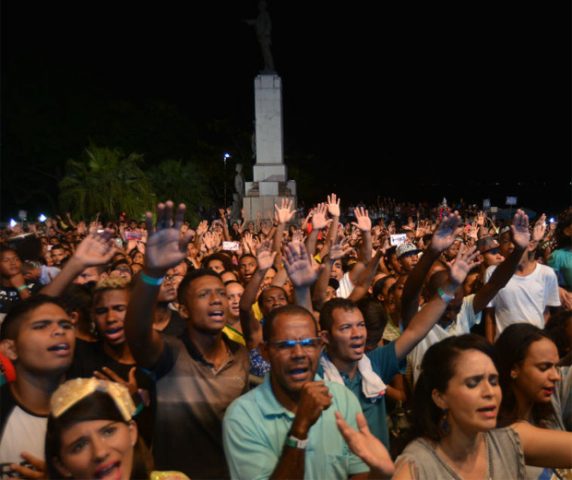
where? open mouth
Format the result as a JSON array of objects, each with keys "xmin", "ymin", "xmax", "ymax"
[
  {"xmin": 95, "ymin": 461, "xmax": 121, "ymax": 479},
  {"xmin": 288, "ymin": 367, "xmax": 310, "ymax": 381},
  {"xmin": 208, "ymin": 310, "xmax": 225, "ymax": 321},
  {"xmin": 104, "ymin": 326, "xmax": 124, "ymax": 342},
  {"xmin": 350, "ymin": 343, "xmax": 365, "ymax": 354},
  {"xmin": 542, "ymin": 387, "xmax": 555, "ymax": 396},
  {"xmin": 47, "ymin": 343, "xmax": 71, "ymax": 356},
  {"xmin": 477, "ymin": 405, "xmax": 497, "ymax": 418}
]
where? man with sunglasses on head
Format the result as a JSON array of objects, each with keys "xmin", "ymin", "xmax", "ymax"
[{"xmin": 223, "ymin": 304, "xmax": 370, "ymax": 480}]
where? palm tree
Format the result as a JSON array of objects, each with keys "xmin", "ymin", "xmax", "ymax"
[
  {"xmin": 59, "ymin": 145, "xmax": 155, "ymax": 220},
  {"xmin": 147, "ymin": 158, "xmax": 212, "ymax": 225}
]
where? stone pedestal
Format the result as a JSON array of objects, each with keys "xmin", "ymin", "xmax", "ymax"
[{"xmin": 244, "ymin": 73, "xmax": 296, "ymax": 221}]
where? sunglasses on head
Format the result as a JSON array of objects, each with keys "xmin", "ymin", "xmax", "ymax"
[{"xmin": 486, "ymin": 247, "xmax": 500, "ymax": 255}]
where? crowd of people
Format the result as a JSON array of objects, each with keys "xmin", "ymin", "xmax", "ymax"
[{"xmin": 0, "ymin": 195, "xmax": 571, "ymax": 479}]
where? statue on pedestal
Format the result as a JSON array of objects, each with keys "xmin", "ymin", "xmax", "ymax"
[
  {"xmin": 231, "ymin": 164, "xmax": 245, "ymax": 221},
  {"xmin": 245, "ymin": 0, "xmax": 275, "ymax": 73}
]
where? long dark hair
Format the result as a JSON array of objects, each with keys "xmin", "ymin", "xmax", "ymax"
[
  {"xmin": 410, "ymin": 334, "xmax": 496, "ymax": 442},
  {"xmin": 494, "ymin": 323, "xmax": 557, "ymax": 427},
  {"xmin": 45, "ymin": 391, "xmax": 152, "ymax": 479}
]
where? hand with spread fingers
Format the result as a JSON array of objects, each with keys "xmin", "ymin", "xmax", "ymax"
[{"xmin": 144, "ymin": 201, "xmax": 193, "ymax": 276}]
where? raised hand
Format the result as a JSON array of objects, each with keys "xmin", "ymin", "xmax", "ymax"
[
  {"xmin": 511, "ymin": 209, "xmax": 531, "ymax": 249},
  {"xmin": 144, "ymin": 201, "xmax": 193, "ymax": 275},
  {"xmin": 476, "ymin": 211, "xmax": 486, "ymax": 227},
  {"xmin": 532, "ymin": 213, "xmax": 547, "ymax": 243},
  {"xmin": 73, "ymin": 230, "xmax": 116, "ymax": 267},
  {"xmin": 430, "ymin": 211, "xmax": 462, "ymax": 253},
  {"xmin": 196, "ymin": 220, "xmax": 208, "ymax": 237},
  {"xmin": 202, "ymin": 231, "xmax": 218, "ymax": 251},
  {"xmin": 242, "ymin": 231, "xmax": 255, "ymax": 254},
  {"xmin": 335, "ymin": 412, "xmax": 395, "ymax": 477},
  {"xmin": 94, "ymin": 366, "xmax": 138, "ymax": 396},
  {"xmin": 274, "ymin": 198, "xmax": 295, "ymax": 224},
  {"xmin": 256, "ymin": 239, "xmax": 277, "ymax": 271},
  {"xmin": 447, "ymin": 244, "xmax": 481, "ymax": 286},
  {"xmin": 311, "ymin": 203, "xmax": 329, "ymax": 230},
  {"xmin": 9, "ymin": 451, "xmax": 46, "ymax": 479},
  {"xmin": 327, "ymin": 193, "xmax": 341, "ymax": 218},
  {"xmin": 283, "ymin": 241, "xmax": 319, "ymax": 288},
  {"xmin": 352, "ymin": 207, "xmax": 371, "ymax": 232}
]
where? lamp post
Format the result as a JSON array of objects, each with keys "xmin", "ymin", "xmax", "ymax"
[{"xmin": 223, "ymin": 153, "xmax": 231, "ymax": 208}]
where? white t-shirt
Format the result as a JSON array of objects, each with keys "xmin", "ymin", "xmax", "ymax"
[
  {"xmin": 0, "ymin": 405, "xmax": 47, "ymax": 466},
  {"xmin": 336, "ymin": 271, "xmax": 354, "ymax": 299},
  {"xmin": 485, "ymin": 263, "xmax": 560, "ymax": 337},
  {"xmin": 408, "ymin": 294, "xmax": 481, "ymax": 385}
]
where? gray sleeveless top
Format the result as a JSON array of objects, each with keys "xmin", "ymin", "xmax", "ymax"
[{"xmin": 396, "ymin": 427, "xmax": 526, "ymax": 479}]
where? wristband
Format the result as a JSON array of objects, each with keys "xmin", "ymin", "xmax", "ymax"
[
  {"xmin": 140, "ymin": 272, "xmax": 164, "ymax": 286},
  {"xmin": 16, "ymin": 284, "xmax": 29, "ymax": 292},
  {"xmin": 437, "ymin": 287, "xmax": 455, "ymax": 303},
  {"xmin": 285, "ymin": 434, "xmax": 308, "ymax": 449}
]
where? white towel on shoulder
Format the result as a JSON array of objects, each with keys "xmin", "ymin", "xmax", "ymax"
[{"xmin": 320, "ymin": 354, "xmax": 386, "ymax": 399}]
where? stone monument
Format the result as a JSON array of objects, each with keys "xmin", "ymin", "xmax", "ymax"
[{"xmin": 243, "ymin": 0, "xmax": 296, "ymax": 221}]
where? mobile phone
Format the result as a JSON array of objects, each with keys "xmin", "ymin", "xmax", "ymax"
[
  {"xmin": 125, "ymin": 231, "xmax": 143, "ymax": 240},
  {"xmin": 390, "ymin": 234, "xmax": 407, "ymax": 246},
  {"xmin": 222, "ymin": 241, "xmax": 240, "ymax": 251}
]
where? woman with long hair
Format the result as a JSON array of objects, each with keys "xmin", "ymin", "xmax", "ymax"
[{"xmin": 335, "ymin": 334, "xmax": 572, "ymax": 479}]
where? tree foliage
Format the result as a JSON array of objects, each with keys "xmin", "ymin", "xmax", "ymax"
[
  {"xmin": 59, "ymin": 145, "xmax": 155, "ymax": 220},
  {"xmin": 147, "ymin": 159, "xmax": 212, "ymax": 225}
]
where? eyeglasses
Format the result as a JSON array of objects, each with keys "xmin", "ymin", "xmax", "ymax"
[{"xmin": 267, "ymin": 337, "xmax": 322, "ymax": 351}]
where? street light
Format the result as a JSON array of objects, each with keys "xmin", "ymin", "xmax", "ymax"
[{"xmin": 223, "ymin": 153, "xmax": 231, "ymax": 208}]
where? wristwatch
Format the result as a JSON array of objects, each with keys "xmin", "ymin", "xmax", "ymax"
[{"xmin": 285, "ymin": 434, "xmax": 308, "ymax": 449}]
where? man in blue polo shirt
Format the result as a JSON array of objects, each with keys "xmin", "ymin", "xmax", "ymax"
[{"xmin": 223, "ymin": 304, "xmax": 369, "ymax": 480}]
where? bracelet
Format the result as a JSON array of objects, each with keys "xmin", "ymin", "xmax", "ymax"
[
  {"xmin": 437, "ymin": 287, "xmax": 455, "ymax": 303},
  {"xmin": 140, "ymin": 272, "xmax": 164, "ymax": 286},
  {"xmin": 16, "ymin": 284, "xmax": 29, "ymax": 292},
  {"xmin": 285, "ymin": 434, "xmax": 308, "ymax": 449}
]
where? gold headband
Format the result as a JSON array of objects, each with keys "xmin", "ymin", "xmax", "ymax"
[{"xmin": 51, "ymin": 378, "xmax": 136, "ymax": 422}]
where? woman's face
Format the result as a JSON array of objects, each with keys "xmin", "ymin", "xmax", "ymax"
[
  {"xmin": 56, "ymin": 420, "xmax": 136, "ymax": 480},
  {"xmin": 434, "ymin": 349, "xmax": 502, "ymax": 435},
  {"xmin": 512, "ymin": 338, "xmax": 561, "ymax": 405}
]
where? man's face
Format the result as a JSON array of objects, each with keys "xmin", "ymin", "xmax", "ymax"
[
  {"xmin": 51, "ymin": 248, "xmax": 67, "ymax": 266},
  {"xmin": 262, "ymin": 312, "xmax": 321, "ymax": 398},
  {"xmin": 207, "ymin": 259, "xmax": 225, "ymax": 274},
  {"xmin": 398, "ymin": 253, "xmax": 419, "ymax": 272},
  {"xmin": 73, "ymin": 266, "xmax": 101, "ymax": 285},
  {"xmin": 226, "ymin": 282, "xmax": 244, "ymax": 318},
  {"xmin": 324, "ymin": 307, "xmax": 367, "ymax": 365},
  {"xmin": 330, "ymin": 259, "xmax": 343, "ymax": 281},
  {"xmin": 10, "ymin": 303, "xmax": 75, "ymax": 375},
  {"xmin": 482, "ymin": 248, "xmax": 504, "ymax": 267},
  {"xmin": 0, "ymin": 250, "xmax": 22, "ymax": 278},
  {"xmin": 443, "ymin": 241, "xmax": 461, "ymax": 261},
  {"xmin": 259, "ymin": 287, "xmax": 288, "ymax": 317},
  {"xmin": 180, "ymin": 275, "xmax": 228, "ymax": 333},
  {"xmin": 239, "ymin": 256, "xmax": 257, "ymax": 282},
  {"xmin": 92, "ymin": 289, "xmax": 129, "ymax": 346}
]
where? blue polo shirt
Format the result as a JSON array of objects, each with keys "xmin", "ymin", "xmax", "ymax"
[
  {"xmin": 223, "ymin": 374, "xmax": 369, "ymax": 480},
  {"xmin": 317, "ymin": 342, "xmax": 403, "ymax": 448}
]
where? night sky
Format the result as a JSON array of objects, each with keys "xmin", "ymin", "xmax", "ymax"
[{"xmin": 2, "ymin": 1, "xmax": 571, "ymax": 216}]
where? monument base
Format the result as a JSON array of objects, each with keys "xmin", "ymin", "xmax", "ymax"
[{"xmin": 243, "ymin": 180, "xmax": 296, "ymax": 222}]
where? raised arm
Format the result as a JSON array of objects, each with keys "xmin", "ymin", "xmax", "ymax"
[
  {"xmin": 401, "ymin": 212, "xmax": 462, "ymax": 327},
  {"xmin": 40, "ymin": 231, "xmax": 116, "ymax": 297},
  {"xmin": 239, "ymin": 241, "xmax": 276, "ymax": 348},
  {"xmin": 352, "ymin": 207, "xmax": 372, "ymax": 265},
  {"xmin": 348, "ymin": 249, "xmax": 384, "ymax": 303},
  {"xmin": 273, "ymin": 198, "xmax": 295, "ymax": 269},
  {"xmin": 305, "ymin": 203, "xmax": 329, "ymax": 258},
  {"xmin": 125, "ymin": 201, "xmax": 192, "ymax": 368},
  {"xmin": 472, "ymin": 209, "xmax": 530, "ymax": 313},
  {"xmin": 395, "ymin": 245, "xmax": 481, "ymax": 360},
  {"xmin": 283, "ymin": 241, "xmax": 318, "ymax": 312}
]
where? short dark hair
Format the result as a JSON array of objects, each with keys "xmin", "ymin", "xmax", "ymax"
[
  {"xmin": 257, "ymin": 285, "xmax": 288, "ymax": 311},
  {"xmin": 262, "ymin": 304, "xmax": 316, "ymax": 342},
  {"xmin": 202, "ymin": 252, "xmax": 234, "ymax": 272},
  {"xmin": 411, "ymin": 334, "xmax": 495, "ymax": 442},
  {"xmin": 319, "ymin": 298, "xmax": 358, "ymax": 333},
  {"xmin": 544, "ymin": 310, "xmax": 572, "ymax": 358},
  {"xmin": 494, "ymin": 323, "xmax": 555, "ymax": 427},
  {"xmin": 0, "ymin": 295, "xmax": 68, "ymax": 340},
  {"xmin": 177, "ymin": 268, "xmax": 222, "ymax": 305}
]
